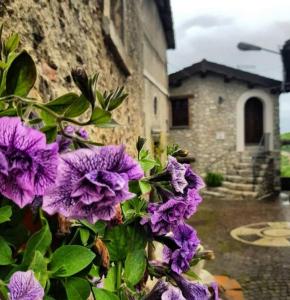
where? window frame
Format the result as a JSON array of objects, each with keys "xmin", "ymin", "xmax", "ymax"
[
  {"xmin": 102, "ymin": 0, "xmax": 132, "ymax": 76},
  {"xmin": 169, "ymin": 96, "xmax": 191, "ymax": 129}
]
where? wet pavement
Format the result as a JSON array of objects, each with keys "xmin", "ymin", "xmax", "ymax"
[{"xmin": 189, "ymin": 196, "xmax": 290, "ymax": 300}]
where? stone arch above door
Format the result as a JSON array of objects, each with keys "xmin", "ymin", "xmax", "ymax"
[{"xmin": 236, "ymin": 89, "xmax": 274, "ymax": 152}]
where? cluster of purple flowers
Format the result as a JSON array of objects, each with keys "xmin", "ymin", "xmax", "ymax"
[
  {"xmin": 142, "ymin": 156, "xmax": 204, "ymax": 235},
  {"xmin": 142, "ymin": 156, "xmax": 204, "ymax": 274},
  {"xmin": 163, "ymin": 224, "xmax": 200, "ymax": 274},
  {"xmin": 0, "ymin": 118, "xmax": 142, "ymax": 224}
]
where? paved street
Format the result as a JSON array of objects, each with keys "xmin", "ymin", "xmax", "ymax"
[{"xmin": 189, "ymin": 196, "xmax": 290, "ymax": 300}]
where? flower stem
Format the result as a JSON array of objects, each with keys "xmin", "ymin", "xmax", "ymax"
[{"xmin": 116, "ymin": 261, "xmax": 122, "ymax": 293}]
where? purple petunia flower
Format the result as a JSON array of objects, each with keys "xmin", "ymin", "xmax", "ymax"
[
  {"xmin": 170, "ymin": 272, "xmax": 210, "ymax": 300},
  {"xmin": 77, "ymin": 128, "xmax": 89, "ymax": 140},
  {"xmin": 166, "ymin": 156, "xmax": 204, "ymax": 195},
  {"xmin": 42, "ymin": 145, "xmax": 143, "ymax": 223},
  {"xmin": 163, "ymin": 224, "xmax": 200, "ymax": 274},
  {"xmin": 143, "ymin": 199, "xmax": 186, "ymax": 235},
  {"xmin": 161, "ymin": 285, "xmax": 186, "ymax": 300},
  {"xmin": 0, "ymin": 117, "xmax": 58, "ymax": 208},
  {"xmin": 64, "ymin": 125, "xmax": 76, "ymax": 135},
  {"xmin": 8, "ymin": 270, "xmax": 44, "ymax": 300}
]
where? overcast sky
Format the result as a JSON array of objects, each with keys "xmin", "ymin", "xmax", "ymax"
[{"xmin": 168, "ymin": 0, "xmax": 290, "ymax": 133}]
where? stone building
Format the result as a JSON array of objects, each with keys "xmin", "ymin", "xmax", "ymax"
[
  {"xmin": 1, "ymin": 0, "xmax": 174, "ymax": 154},
  {"xmin": 169, "ymin": 60, "xmax": 281, "ymax": 200},
  {"xmin": 141, "ymin": 0, "xmax": 174, "ymax": 157}
]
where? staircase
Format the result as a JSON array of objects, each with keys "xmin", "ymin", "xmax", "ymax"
[{"xmin": 202, "ymin": 150, "xmax": 275, "ymax": 201}]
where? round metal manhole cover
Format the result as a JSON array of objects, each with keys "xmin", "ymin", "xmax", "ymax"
[{"xmin": 230, "ymin": 222, "xmax": 290, "ymax": 247}]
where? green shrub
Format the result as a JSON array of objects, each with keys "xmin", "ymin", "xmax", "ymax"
[
  {"xmin": 205, "ymin": 172, "xmax": 224, "ymax": 187},
  {"xmin": 281, "ymin": 154, "xmax": 290, "ymax": 177}
]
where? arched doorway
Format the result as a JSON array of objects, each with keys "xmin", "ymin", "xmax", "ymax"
[{"xmin": 244, "ymin": 97, "xmax": 264, "ymax": 145}]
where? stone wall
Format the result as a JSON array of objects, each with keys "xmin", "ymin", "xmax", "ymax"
[
  {"xmin": 141, "ymin": 0, "xmax": 170, "ymax": 158},
  {"xmin": 1, "ymin": 0, "xmax": 145, "ymax": 154},
  {"xmin": 169, "ymin": 74, "xmax": 280, "ymax": 181}
]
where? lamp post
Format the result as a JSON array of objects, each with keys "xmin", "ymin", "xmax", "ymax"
[
  {"xmin": 237, "ymin": 41, "xmax": 290, "ymax": 92},
  {"xmin": 237, "ymin": 42, "xmax": 280, "ymax": 55}
]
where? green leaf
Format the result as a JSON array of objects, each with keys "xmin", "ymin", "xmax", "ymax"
[
  {"xmin": 103, "ymin": 265, "xmax": 116, "ymax": 292},
  {"xmin": 40, "ymin": 110, "xmax": 56, "ymax": 126},
  {"xmin": 94, "ymin": 118, "xmax": 119, "ymax": 128},
  {"xmin": 79, "ymin": 220, "xmax": 106, "ymax": 236},
  {"xmin": 79, "ymin": 228, "xmax": 90, "ymax": 246},
  {"xmin": 0, "ymin": 284, "xmax": 8, "ymax": 300},
  {"xmin": 41, "ymin": 125, "xmax": 58, "ymax": 143},
  {"xmin": 0, "ymin": 108, "xmax": 17, "ymax": 117},
  {"xmin": 92, "ymin": 288, "xmax": 119, "ymax": 300},
  {"xmin": 4, "ymin": 33, "xmax": 20, "ymax": 54},
  {"xmin": 90, "ymin": 107, "xmax": 111, "ymax": 126},
  {"xmin": 139, "ymin": 158, "xmax": 156, "ymax": 172},
  {"xmin": 45, "ymin": 93, "xmax": 80, "ymax": 114},
  {"xmin": 105, "ymin": 225, "xmax": 147, "ymax": 262},
  {"xmin": 107, "ymin": 90, "xmax": 128, "ymax": 111},
  {"xmin": 124, "ymin": 249, "xmax": 146, "ymax": 286},
  {"xmin": 22, "ymin": 220, "xmax": 52, "ymax": 266},
  {"xmin": 64, "ymin": 94, "xmax": 90, "ymax": 118},
  {"xmin": 0, "ymin": 236, "xmax": 13, "ymax": 265},
  {"xmin": 96, "ymin": 90, "xmax": 105, "ymax": 109},
  {"xmin": 6, "ymin": 50, "xmax": 36, "ymax": 97},
  {"xmin": 185, "ymin": 269, "xmax": 201, "ymax": 281},
  {"xmin": 29, "ymin": 251, "xmax": 48, "ymax": 288},
  {"xmin": 64, "ymin": 277, "xmax": 91, "ymax": 300},
  {"xmin": 126, "ymin": 225, "xmax": 147, "ymax": 251},
  {"xmin": 139, "ymin": 180, "xmax": 151, "ymax": 194},
  {"xmin": 0, "ymin": 205, "xmax": 12, "ymax": 224},
  {"xmin": 49, "ymin": 245, "xmax": 95, "ymax": 277},
  {"xmin": 105, "ymin": 226, "xmax": 128, "ymax": 261}
]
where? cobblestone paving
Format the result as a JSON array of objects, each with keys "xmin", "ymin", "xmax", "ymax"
[{"xmin": 188, "ymin": 196, "xmax": 290, "ymax": 300}]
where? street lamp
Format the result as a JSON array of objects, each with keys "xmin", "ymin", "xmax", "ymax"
[
  {"xmin": 237, "ymin": 42, "xmax": 280, "ymax": 55},
  {"xmin": 237, "ymin": 41, "xmax": 290, "ymax": 92}
]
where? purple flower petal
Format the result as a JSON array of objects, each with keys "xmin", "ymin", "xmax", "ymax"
[
  {"xmin": 184, "ymin": 189, "xmax": 202, "ymax": 219},
  {"xmin": 162, "ymin": 285, "xmax": 186, "ymax": 300},
  {"xmin": 167, "ymin": 156, "xmax": 187, "ymax": 193},
  {"xmin": 8, "ymin": 270, "xmax": 44, "ymax": 300},
  {"xmin": 184, "ymin": 165, "xmax": 205, "ymax": 191},
  {"xmin": 170, "ymin": 272, "xmax": 210, "ymax": 300}
]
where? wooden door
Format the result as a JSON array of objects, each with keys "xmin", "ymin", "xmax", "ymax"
[{"xmin": 245, "ymin": 98, "xmax": 263, "ymax": 144}]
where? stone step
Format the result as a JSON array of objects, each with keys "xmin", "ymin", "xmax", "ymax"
[
  {"xmin": 228, "ymin": 168, "xmax": 267, "ymax": 177},
  {"xmin": 222, "ymin": 181, "xmax": 256, "ymax": 192},
  {"xmin": 234, "ymin": 162, "xmax": 268, "ymax": 170},
  {"xmin": 225, "ymin": 175, "xmax": 263, "ymax": 184},
  {"xmin": 215, "ymin": 187, "xmax": 258, "ymax": 199},
  {"xmin": 201, "ymin": 190, "xmax": 225, "ymax": 199}
]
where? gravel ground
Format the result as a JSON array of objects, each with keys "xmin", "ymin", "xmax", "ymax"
[{"xmin": 188, "ymin": 196, "xmax": 290, "ymax": 300}]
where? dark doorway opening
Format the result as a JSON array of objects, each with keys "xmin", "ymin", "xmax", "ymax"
[{"xmin": 245, "ymin": 97, "xmax": 264, "ymax": 144}]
